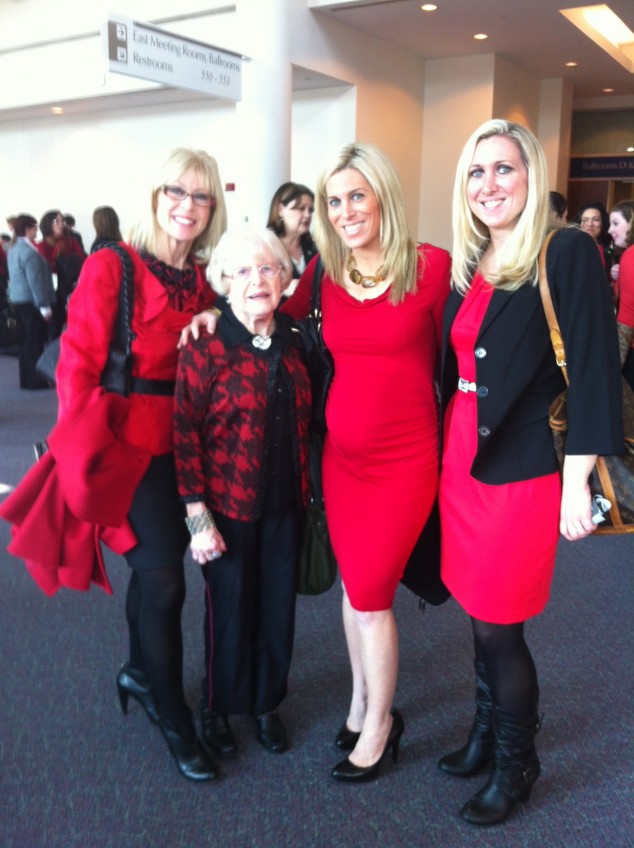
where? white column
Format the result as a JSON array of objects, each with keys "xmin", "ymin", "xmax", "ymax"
[{"xmin": 232, "ymin": 0, "xmax": 293, "ymax": 227}]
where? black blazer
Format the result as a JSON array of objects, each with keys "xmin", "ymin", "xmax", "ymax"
[{"xmin": 440, "ymin": 227, "xmax": 624, "ymax": 485}]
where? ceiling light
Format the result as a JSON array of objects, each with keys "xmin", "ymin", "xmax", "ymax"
[
  {"xmin": 420, "ymin": 3, "xmax": 438, "ymax": 10},
  {"xmin": 627, "ymin": 147, "xmax": 634, "ymax": 152},
  {"xmin": 565, "ymin": 61, "xmax": 578, "ymax": 67},
  {"xmin": 603, "ymin": 87, "xmax": 615, "ymax": 92},
  {"xmin": 51, "ymin": 106, "xmax": 64, "ymax": 115},
  {"xmin": 474, "ymin": 33, "xmax": 488, "ymax": 41},
  {"xmin": 560, "ymin": 5, "xmax": 634, "ymax": 73}
]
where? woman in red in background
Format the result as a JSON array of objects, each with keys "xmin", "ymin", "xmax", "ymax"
[
  {"xmin": 575, "ymin": 200, "xmax": 614, "ymax": 285},
  {"xmin": 283, "ymin": 142, "xmax": 451, "ymax": 783},
  {"xmin": 608, "ymin": 200, "xmax": 634, "ymax": 389},
  {"xmin": 38, "ymin": 208, "xmax": 86, "ymax": 336},
  {"xmin": 56, "ymin": 148, "xmax": 227, "ymax": 781}
]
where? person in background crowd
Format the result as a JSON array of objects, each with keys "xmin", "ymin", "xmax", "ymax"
[
  {"xmin": 575, "ymin": 200, "xmax": 614, "ymax": 284},
  {"xmin": 266, "ymin": 182, "xmax": 318, "ymax": 295},
  {"xmin": 608, "ymin": 199, "xmax": 634, "ymax": 388},
  {"xmin": 6, "ymin": 216, "xmax": 17, "ymax": 242},
  {"xmin": 548, "ymin": 191, "xmax": 568, "ymax": 224},
  {"xmin": 91, "ymin": 205, "xmax": 123, "ymax": 253},
  {"xmin": 63, "ymin": 214, "xmax": 85, "ymax": 252},
  {"xmin": 38, "ymin": 209, "xmax": 86, "ymax": 337},
  {"xmin": 0, "ymin": 235, "xmax": 9, "ymax": 300},
  {"xmin": 56, "ymin": 148, "xmax": 227, "ymax": 781},
  {"xmin": 174, "ymin": 227, "xmax": 311, "ymax": 759},
  {"xmin": 7, "ymin": 214, "xmax": 55, "ymax": 388},
  {"xmin": 437, "ymin": 119, "xmax": 623, "ymax": 826}
]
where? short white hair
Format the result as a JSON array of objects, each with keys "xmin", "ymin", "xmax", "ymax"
[{"xmin": 207, "ymin": 227, "xmax": 293, "ymax": 295}]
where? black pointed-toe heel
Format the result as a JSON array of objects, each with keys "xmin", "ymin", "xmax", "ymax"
[
  {"xmin": 116, "ymin": 663, "xmax": 160, "ymax": 725},
  {"xmin": 332, "ymin": 708, "xmax": 404, "ymax": 783},
  {"xmin": 335, "ymin": 722, "xmax": 361, "ymax": 751},
  {"xmin": 159, "ymin": 721, "xmax": 219, "ymax": 781}
]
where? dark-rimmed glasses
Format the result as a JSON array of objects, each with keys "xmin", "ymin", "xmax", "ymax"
[{"xmin": 161, "ymin": 185, "xmax": 216, "ymax": 207}]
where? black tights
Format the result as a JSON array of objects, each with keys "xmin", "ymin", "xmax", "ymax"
[
  {"xmin": 471, "ymin": 618, "xmax": 539, "ymax": 717},
  {"xmin": 125, "ymin": 563, "xmax": 192, "ymax": 735}
]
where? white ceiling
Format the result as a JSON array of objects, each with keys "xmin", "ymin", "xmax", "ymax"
[
  {"xmin": 312, "ymin": 0, "xmax": 634, "ymax": 103},
  {"xmin": 4, "ymin": 1, "xmax": 633, "ymax": 121}
]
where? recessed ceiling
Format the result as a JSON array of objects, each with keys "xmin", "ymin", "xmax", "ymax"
[{"xmin": 313, "ymin": 0, "xmax": 634, "ymax": 102}]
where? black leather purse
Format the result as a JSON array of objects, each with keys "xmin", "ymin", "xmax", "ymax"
[
  {"xmin": 35, "ymin": 243, "xmax": 135, "ymax": 391},
  {"xmin": 0, "ymin": 303, "xmax": 23, "ymax": 348},
  {"xmin": 295, "ymin": 256, "xmax": 338, "ymax": 594},
  {"xmin": 298, "ymin": 256, "xmax": 334, "ymax": 436}
]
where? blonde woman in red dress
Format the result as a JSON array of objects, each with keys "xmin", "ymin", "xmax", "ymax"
[{"xmin": 283, "ymin": 143, "xmax": 451, "ymax": 782}]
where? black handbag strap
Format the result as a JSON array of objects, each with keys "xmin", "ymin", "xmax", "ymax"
[
  {"xmin": 309, "ymin": 255, "xmax": 324, "ymax": 329},
  {"xmin": 98, "ymin": 242, "xmax": 136, "ymax": 396},
  {"xmin": 310, "ymin": 256, "xmax": 323, "ymax": 312}
]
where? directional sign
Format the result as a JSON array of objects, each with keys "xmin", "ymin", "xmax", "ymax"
[{"xmin": 103, "ymin": 14, "xmax": 242, "ymax": 101}]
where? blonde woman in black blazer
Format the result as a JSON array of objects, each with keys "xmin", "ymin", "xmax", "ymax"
[{"xmin": 437, "ymin": 120, "xmax": 623, "ymax": 826}]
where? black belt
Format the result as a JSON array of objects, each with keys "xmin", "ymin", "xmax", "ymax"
[{"xmin": 130, "ymin": 377, "xmax": 176, "ymax": 396}]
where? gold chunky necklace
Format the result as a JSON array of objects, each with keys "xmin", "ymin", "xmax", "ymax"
[{"xmin": 346, "ymin": 253, "xmax": 385, "ymax": 289}]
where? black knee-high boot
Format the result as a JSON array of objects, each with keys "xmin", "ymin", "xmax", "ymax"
[
  {"xmin": 459, "ymin": 705, "xmax": 541, "ymax": 826},
  {"xmin": 438, "ymin": 660, "xmax": 494, "ymax": 777}
]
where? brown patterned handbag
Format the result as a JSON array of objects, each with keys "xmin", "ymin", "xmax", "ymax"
[{"xmin": 538, "ymin": 231, "xmax": 634, "ymax": 534}]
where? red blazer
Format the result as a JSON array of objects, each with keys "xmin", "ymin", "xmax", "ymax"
[
  {"xmin": 57, "ymin": 244, "xmax": 215, "ymax": 455},
  {"xmin": 0, "ymin": 389, "xmax": 151, "ymax": 595}
]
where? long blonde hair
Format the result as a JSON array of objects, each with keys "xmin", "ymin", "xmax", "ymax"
[
  {"xmin": 314, "ymin": 142, "xmax": 419, "ymax": 304},
  {"xmin": 452, "ymin": 120, "xmax": 550, "ymax": 294},
  {"xmin": 128, "ymin": 148, "xmax": 227, "ymax": 264}
]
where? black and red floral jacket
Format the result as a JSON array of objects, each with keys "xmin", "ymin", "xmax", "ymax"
[{"xmin": 174, "ymin": 309, "xmax": 311, "ymax": 521}]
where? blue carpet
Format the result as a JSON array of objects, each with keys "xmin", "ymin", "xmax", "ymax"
[{"xmin": 0, "ymin": 352, "xmax": 632, "ymax": 847}]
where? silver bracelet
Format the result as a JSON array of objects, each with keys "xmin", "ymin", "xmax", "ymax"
[{"xmin": 185, "ymin": 509, "xmax": 215, "ymax": 536}]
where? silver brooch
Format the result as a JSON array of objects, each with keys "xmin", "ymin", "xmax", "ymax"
[{"xmin": 252, "ymin": 334, "xmax": 272, "ymax": 350}]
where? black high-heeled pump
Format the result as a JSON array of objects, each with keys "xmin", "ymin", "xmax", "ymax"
[
  {"xmin": 116, "ymin": 663, "xmax": 160, "ymax": 725},
  {"xmin": 335, "ymin": 722, "xmax": 361, "ymax": 751},
  {"xmin": 332, "ymin": 708, "xmax": 404, "ymax": 783}
]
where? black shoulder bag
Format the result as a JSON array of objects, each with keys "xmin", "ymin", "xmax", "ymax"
[
  {"xmin": 299, "ymin": 256, "xmax": 334, "ymax": 437},
  {"xmin": 296, "ymin": 257, "xmax": 337, "ymax": 595},
  {"xmin": 36, "ymin": 243, "xmax": 135, "ymax": 393}
]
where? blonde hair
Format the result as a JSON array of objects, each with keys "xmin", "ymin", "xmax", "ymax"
[
  {"xmin": 207, "ymin": 227, "xmax": 293, "ymax": 296},
  {"xmin": 128, "ymin": 148, "xmax": 227, "ymax": 264},
  {"xmin": 314, "ymin": 142, "xmax": 419, "ymax": 304},
  {"xmin": 452, "ymin": 120, "xmax": 550, "ymax": 294}
]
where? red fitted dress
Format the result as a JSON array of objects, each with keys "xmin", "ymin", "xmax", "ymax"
[
  {"xmin": 439, "ymin": 275, "xmax": 561, "ymax": 624},
  {"xmin": 320, "ymin": 245, "xmax": 451, "ymax": 611}
]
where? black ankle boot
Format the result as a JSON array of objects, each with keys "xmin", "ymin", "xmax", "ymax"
[
  {"xmin": 460, "ymin": 706, "xmax": 541, "ymax": 826},
  {"xmin": 116, "ymin": 662, "xmax": 160, "ymax": 725},
  {"xmin": 438, "ymin": 660, "xmax": 493, "ymax": 777},
  {"xmin": 159, "ymin": 719, "xmax": 219, "ymax": 781}
]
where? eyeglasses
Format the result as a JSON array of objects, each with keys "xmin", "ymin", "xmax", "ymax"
[
  {"xmin": 223, "ymin": 263, "xmax": 284, "ymax": 283},
  {"xmin": 580, "ymin": 216, "xmax": 601, "ymax": 225},
  {"xmin": 161, "ymin": 185, "xmax": 216, "ymax": 207}
]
